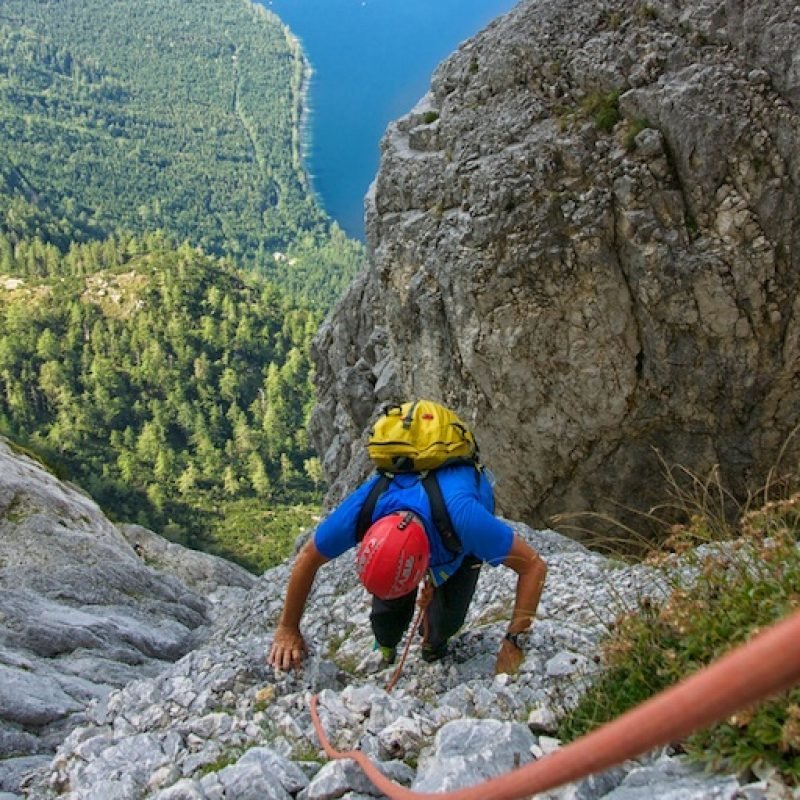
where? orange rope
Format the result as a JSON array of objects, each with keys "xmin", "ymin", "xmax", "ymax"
[
  {"xmin": 310, "ymin": 607, "xmax": 800, "ymax": 800},
  {"xmin": 386, "ymin": 577, "xmax": 433, "ymax": 693}
]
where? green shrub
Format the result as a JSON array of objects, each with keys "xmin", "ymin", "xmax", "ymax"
[{"xmin": 558, "ymin": 489, "xmax": 800, "ymax": 783}]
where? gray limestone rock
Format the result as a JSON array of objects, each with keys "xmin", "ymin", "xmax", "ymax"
[
  {"xmin": 202, "ymin": 760, "xmax": 293, "ymax": 800},
  {"xmin": 412, "ymin": 718, "xmax": 536, "ymax": 793},
  {"xmin": 151, "ymin": 781, "xmax": 207, "ymax": 800},
  {"xmin": 601, "ymin": 753, "xmax": 742, "ymax": 799},
  {"xmin": 20, "ymin": 520, "xmax": 770, "ymax": 800},
  {"xmin": 235, "ymin": 747, "xmax": 309, "ymax": 795},
  {"xmin": 0, "ymin": 668, "xmax": 83, "ymax": 728},
  {"xmin": 0, "ymin": 438, "xmax": 252, "ymax": 772},
  {"xmin": 118, "ymin": 524, "xmax": 255, "ymax": 603},
  {"xmin": 0, "ymin": 756, "xmax": 50, "ymax": 795},
  {"xmin": 299, "ymin": 759, "xmax": 382, "ymax": 800}
]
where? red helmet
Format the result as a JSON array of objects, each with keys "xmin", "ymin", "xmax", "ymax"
[{"xmin": 356, "ymin": 511, "xmax": 429, "ymax": 599}]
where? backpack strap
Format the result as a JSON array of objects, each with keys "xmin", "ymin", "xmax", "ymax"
[
  {"xmin": 421, "ymin": 472, "xmax": 462, "ymax": 554},
  {"xmin": 401, "ymin": 401, "xmax": 419, "ymax": 428},
  {"xmin": 356, "ymin": 472, "xmax": 393, "ymax": 542},
  {"xmin": 354, "ymin": 470, "xmax": 464, "ymax": 555}
]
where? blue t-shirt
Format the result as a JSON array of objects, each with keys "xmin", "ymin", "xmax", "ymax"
[{"xmin": 313, "ymin": 465, "xmax": 514, "ymax": 586}]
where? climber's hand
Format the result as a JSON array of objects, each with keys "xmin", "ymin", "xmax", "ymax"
[
  {"xmin": 268, "ymin": 625, "xmax": 307, "ymax": 671},
  {"xmin": 494, "ymin": 636, "xmax": 525, "ymax": 676}
]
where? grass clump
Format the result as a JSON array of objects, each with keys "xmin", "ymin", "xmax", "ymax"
[
  {"xmin": 197, "ymin": 746, "xmax": 245, "ymax": 776},
  {"xmin": 637, "ymin": 3, "xmax": 659, "ymax": 21},
  {"xmin": 3, "ymin": 438, "xmax": 69, "ymax": 480},
  {"xmin": 557, "ymin": 481, "xmax": 800, "ymax": 784},
  {"xmin": 292, "ymin": 741, "xmax": 326, "ymax": 764},
  {"xmin": 582, "ymin": 90, "xmax": 621, "ymax": 133},
  {"xmin": 622, "ymin": 117, "xmax": 652, "ymax": 151}
]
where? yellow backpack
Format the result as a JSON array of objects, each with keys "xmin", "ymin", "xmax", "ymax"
[{"xmin": 366, "ymin": 400, "xmax": 478, "ymax": 473}]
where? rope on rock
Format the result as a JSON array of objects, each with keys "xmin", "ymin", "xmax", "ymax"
[{"xmin": 310, "ymin": 607, "xmax": 800, "ymax": 800}]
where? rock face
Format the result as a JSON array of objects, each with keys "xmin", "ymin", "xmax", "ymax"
[
  {"xmin": 0, "ymin": 439, "xmax": 254, "ymax": 793},
  {"xmin": 310, "ymin": 0, "xmax": 800, "ymax": 535},
  {"xmin": 21, "ymin": 523, "xmax": 780, "ymax": 800},
  {"xmin": 118, "ymin": 524, "xmax": 254, "ymax": 613}
]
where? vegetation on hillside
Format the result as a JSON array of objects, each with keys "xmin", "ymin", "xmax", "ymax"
[
  {"xmin": 0, "ymin": 0, "xmax": 370, "ymax": 567},
  {"xmin": 0, "ymin": 0, "xmax": 363, "ymax": 308},
  {"xmin": 557, "ymin": 470, "xmax": 800, "ymax": 784},
  {"xmin": 0, "ymin": 232, "xmax": 323, "ymax": 570}
]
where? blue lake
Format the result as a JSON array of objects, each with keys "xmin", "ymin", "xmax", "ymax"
[{"xmin": 260, "ymin": 0, "xmax": 519, "ymax": 240}]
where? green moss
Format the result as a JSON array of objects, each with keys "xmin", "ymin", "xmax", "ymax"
[{"xmin": 4, "ymin": 494, "xmax": 32, "ymax": 524}]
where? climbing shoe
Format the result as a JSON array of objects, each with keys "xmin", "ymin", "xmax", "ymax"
[
  {"xmin": 373, "ymin": 642, "xmax": 397, "ymax": 665},
  {"xmin": 420, "ymin": 641, "xmax": 449, "ymax": 663}
]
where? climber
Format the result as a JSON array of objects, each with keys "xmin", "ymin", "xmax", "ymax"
[{"xmin": 267, "ymin": 463, "xmax": 547, "ymax": 675}]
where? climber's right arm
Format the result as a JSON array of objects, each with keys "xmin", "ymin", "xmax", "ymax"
[{"xmin": 267, "ymin": 540, "xmax": 330, "ymax": 671}]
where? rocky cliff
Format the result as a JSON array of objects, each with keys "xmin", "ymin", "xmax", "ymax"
[
  {"xmin": 310, "ymin": 0, "xmax": 800, "ymax": 535},
  {"xmin": 16, "ymin": 501, "xmax": 785, "ymax": 800},
  {"xmin": 0, "ymin": 439, "xmax": 254, "ymax": 795}
]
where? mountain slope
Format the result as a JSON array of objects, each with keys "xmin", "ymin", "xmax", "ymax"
[
  {"xmin": 19, "ymin": 508, "xmax": 776, "ymax": 799},
  {"xmin": 0, "ymin": 233, "xmax": 321, "ymax": 564},
  {"xmin": 0, "ymin": 0, "xmax": 306, "ymax": 249}
]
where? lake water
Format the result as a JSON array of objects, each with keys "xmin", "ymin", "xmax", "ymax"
[{"xmin": 260, "ymin": 0, "xmax": 519, "ymax": 240}]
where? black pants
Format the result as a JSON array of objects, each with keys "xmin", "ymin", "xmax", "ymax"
[{"xmin": 370, "ymin": 556, "xmax": 482, "ymax": 650}]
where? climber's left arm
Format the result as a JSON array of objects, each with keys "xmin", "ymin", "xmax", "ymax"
[{"xmin": 496, "ymin": 534, "xmax": 547, "ymax": 674}]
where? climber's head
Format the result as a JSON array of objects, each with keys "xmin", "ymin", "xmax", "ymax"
[{"xmin": 356, "ymin": 511, "xmax": 429, "ymax": 599}]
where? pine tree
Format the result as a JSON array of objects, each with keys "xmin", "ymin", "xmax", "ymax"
[
  {"xmin": 222, "ymin": 464, "xmax": 239, "ymax": 496},
  {"xmin": 177, "ymin": 462, "xmax": 199, "ymax": 496},
  {"xmin": 248, "ymin": 452, "xmax": 272, "ymax": 497}
]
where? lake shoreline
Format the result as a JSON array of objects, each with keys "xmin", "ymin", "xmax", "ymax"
[
  {"xmin": 262, "ymin": 0, "xmax": 520, "ymax": 240},
  {"xmin": 256, "ymin": 0, "xmax": 327, "ymax": 221}
]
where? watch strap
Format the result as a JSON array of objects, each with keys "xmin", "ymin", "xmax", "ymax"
[{"xmin": 504, "ymin": 630, "xmax": 530, "ymax": 650}]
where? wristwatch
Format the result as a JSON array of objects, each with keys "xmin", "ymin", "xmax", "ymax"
[{"xmin": 504, "ymin": 630, "xmax": 532, "ymax": 650}]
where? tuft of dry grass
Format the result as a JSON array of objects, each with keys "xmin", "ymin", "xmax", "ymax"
[{"xmin": 556, "ymin": 455, "xmax": 800, "ymax": 784}]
